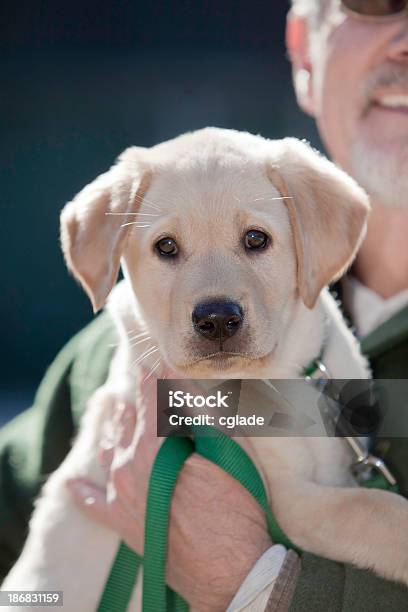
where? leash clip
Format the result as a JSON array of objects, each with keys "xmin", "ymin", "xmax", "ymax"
[
  {"xmin": 348, "ymin": 437, "xmax": 397, "ymax": 487},
  {"xmin": 304, "ymin": 360, "xmax": 397, "ymax": 488}
]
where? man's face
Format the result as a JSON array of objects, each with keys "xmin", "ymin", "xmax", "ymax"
[{"xmin": 289, "ymin": 1, "xmax": 408, "ymax": 207}]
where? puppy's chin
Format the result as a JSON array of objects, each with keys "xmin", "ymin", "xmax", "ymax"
[
  {"xmin": 191, "ymin": 354, "xmax": 248, "ymax": 378},
  {"xmin": 173, "ymin": 349, "xmax": 276, "ymax": 379}
]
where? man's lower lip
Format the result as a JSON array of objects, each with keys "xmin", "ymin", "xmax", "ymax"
[{"xmin": 371, "ymin": 103, "xmax": 408, "ymax": 116}]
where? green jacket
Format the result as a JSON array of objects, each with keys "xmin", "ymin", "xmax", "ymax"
[{"xmin": 1, "ymin": 307, "xmax": 408, "ymax": 611}]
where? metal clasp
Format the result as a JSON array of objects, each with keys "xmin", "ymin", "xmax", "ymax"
[
  {"xmin": 305, "ymin": 362, "xmax": 397, "ymax": 488},
  {"xmin": 346, "ymin": 436, "xmax": 397, "ymax": 486}
]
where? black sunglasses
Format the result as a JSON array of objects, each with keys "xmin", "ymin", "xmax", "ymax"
[{"xmin": 342, "ymin": 0, "xmax": 408, "ymax": 19}]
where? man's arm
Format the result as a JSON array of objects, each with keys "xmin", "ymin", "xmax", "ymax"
[
  {"xmin": 0, "ymin": 342, "xmax": 77, "ymax": 581},
  {"xmin": 0, "ymin": 313, "xmax": 115, "ymax": 582},
  {"xmin": 290, "ymin": 553, "xmax": 408, "ymax": 612}
]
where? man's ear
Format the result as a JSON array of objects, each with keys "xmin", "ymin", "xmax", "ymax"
[
  {"xmin": 286, "ymin": 13, "xmax": 315, "ymax": 116},
  {"xmin": 266, "ymin": 139, "xmax": 370, "ymax": 309},
  {"xmin": 60, "ymin": 149, "xmax": 152, "ymax": 312}
]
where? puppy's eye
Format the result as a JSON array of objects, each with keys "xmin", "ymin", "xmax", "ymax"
[
  {"xmin": 155, "ymin": 237, "xmax": 179, "ymax": 257},
  {"xmin": 244, "ymin": 229, "xmax": 269, "ymax": 251}
]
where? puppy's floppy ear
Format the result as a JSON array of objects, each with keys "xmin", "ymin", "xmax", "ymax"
[
  {"xmin": 60, "ymin": 149, "xmax": 152, "ymax": 312},
  {"xmin": 266, "ymin": 139, "xmax": 370, "ymax": 309}
]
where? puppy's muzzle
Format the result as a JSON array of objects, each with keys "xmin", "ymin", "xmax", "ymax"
[{"xmin": 192, "ymin": 300, "xmax": 243, "ymax": 342}]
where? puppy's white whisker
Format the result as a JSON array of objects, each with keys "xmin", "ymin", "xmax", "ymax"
[
  {"xmin": 130, "ymin": 346, "xmax": 159, "ymax": 369},
  {"xmin": 127, "ymin": 330, "xmax": 150, "ymax": 341},
  {"xmin": 142, "ymin": 201, "xmax": 163, "ymax": 212},
  {"xmin": 143, "ymin": 359, "xmax": 162, "ymax": 383},
  {"xmin": 133, "ymin": 350, "xmax": 159, "ymax": 370},
  {"xmin": 248, "ymin": 191, "xmax": 273, "ymax": 199},
  {"xmin": 105, "ymin": 212, "xmax": 160, "ymax": 217},
  {"xmin": 126, "ymin": 327, "xmax": 148, "ymax": 336},
  {"xmin": 120, "ymin": 222, "xmax": 151, "ymax": 228},
  {"xmin": 132, "ymin": 212, "xmax": 160, "ymax": 217},
  {"xmin": 252, "ymin": 196, "xmax": 293, "ymax": 202},
  {"xmin": 129, "ymin": 336, "xmax": 152, "ymax": 348},
  {"xmin": 131, "ymin": 344, "xmax": 156, "ymax": 360},
  {"xmin": 133, "ymin": 194, "xmax": 163, "ymax": 212},
  {"xmin": 111, "ymin": 328, "xmax": 148, "ymax": 347}
]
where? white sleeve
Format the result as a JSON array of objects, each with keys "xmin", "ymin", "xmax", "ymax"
[{"xmin": 226, "ymin": 544, "xmax": 287, "ymax": 612}]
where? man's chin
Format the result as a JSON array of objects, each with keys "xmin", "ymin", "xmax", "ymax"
[{"xmin": 350, "ymin": 138, "xmax": 408, "ymax": 209}]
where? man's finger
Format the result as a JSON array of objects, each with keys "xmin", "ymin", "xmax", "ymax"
[
  {"xmin": 98, "ymin": 444, "xmax": 114, "ymax": 469},
  {"xmin": 99, "ymin": 401, "xmax": 137, "ymax": 461},
  {"xmin": 66, "ymin": 478, "xmax": 113, "ymax": 528}
]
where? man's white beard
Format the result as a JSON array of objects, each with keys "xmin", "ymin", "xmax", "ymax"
[{"xmin": 350, "ymin": 140, "xmax": 408, "ymax": 209}]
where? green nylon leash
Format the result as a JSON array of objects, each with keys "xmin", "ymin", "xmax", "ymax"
[
  {"xmin": 97, "ymin": 542, "xmax": 142, "ymax": 612},
  {"xmin": 97, "ymin": 429, "xmax": 298, "ymax": 612},
  {"xmin": 141, "ymin": 429, "xmax": 298, "ymax": 612},
  {"xmin": 142, "ymin": 436, "xmax": 194, "ymax": 612},
  {"xmin": 97, "ymin": 436, "xmax": 194, "ymax": 612},
  {"xmin": 98, "ymin": 431, "xmax": 398, "ymax": 612}
]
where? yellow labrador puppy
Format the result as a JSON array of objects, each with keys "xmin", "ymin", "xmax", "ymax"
[{"xmin": 4, "ymin": 129, "xmax": 408, "ymax": 611}]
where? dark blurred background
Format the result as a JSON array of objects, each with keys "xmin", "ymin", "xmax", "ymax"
[{"xmin": 0, "ymin": 0, "xmax": 321, "ymax": 425}]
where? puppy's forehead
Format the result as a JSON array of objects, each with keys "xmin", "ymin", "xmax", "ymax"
[
  {"xmin": 133, "ymin": 129, "xmax": 290, "ymax": 236},
  {"xmin": 141, "ymin": 156, "xmax": 281, "ymax": 219}
]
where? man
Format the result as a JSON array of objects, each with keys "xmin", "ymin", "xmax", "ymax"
[
  {"xmin": 66, "ymin": 1, "xmax": 408, "ymax": 609},
  {"xmin": 1, "ymin": 0, "xmax": 408, "ymax": 609}
]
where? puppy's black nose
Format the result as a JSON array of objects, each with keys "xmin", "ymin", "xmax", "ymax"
[{"xmin": 192, "ymin": 301, "xmax": 243, "ymax": 341}]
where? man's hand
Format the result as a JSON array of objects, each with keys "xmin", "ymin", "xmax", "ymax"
[{"xmin": 66, "ymin": 369, "xmax": 272, "ymax": 611}]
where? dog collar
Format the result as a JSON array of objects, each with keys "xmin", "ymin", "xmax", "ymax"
[{"xmin": 302, "ymin": 356, "xmax": 329, "ymax": 379}]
